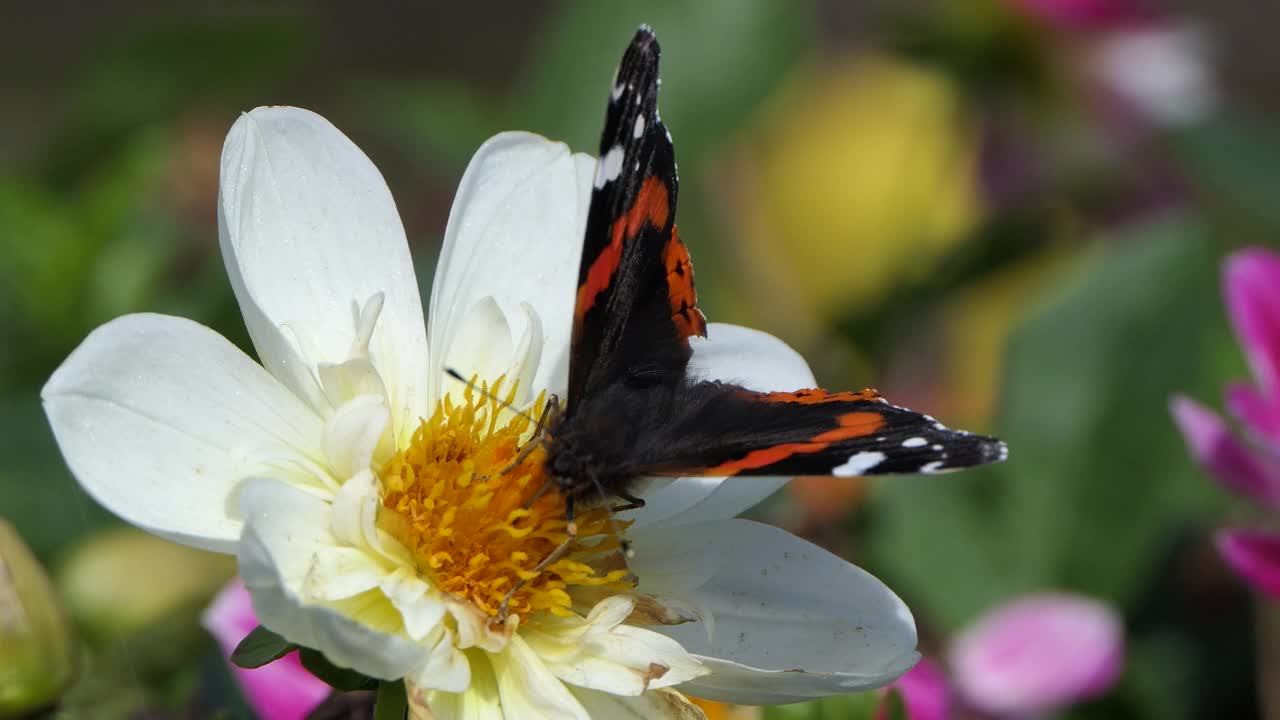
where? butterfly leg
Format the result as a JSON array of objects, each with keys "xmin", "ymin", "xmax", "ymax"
[
  {"xmin": 500, "ymin": 394, "xmax": 560, "ymax": 479},
  {"xmin": 496, "ymin": 494, "xmax": 577, "ymax": 622},
  {"xmin": 609, "ymin": 491, "xmax": 645, "ymax": 513}
]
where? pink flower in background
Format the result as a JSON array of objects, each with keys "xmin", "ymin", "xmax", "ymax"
[
  {"xmin": 1008, "ymin": 0, "xmax": 1215, "ymax": 128},
  {"xmin": 1010, "ymin": 0, "xmax": 1157, "ymax": 33},
  {"xmin": 948, "ymin": 593, "xmax": 1124, "ymax": 716},
  {"xmin": 879, "ymin": 594, "xmax": 1123, "ymax": 719},
  {"xmin": 1173, "ymin": 247, "xmax": 1280, "ymax": 601},
  {"xmin": 882, "ymin": 657, "xmax": 950, "ymax": 720},
  {"xmin": 202, "ymin": 579, "xmax": 331, "ymax": 720}
]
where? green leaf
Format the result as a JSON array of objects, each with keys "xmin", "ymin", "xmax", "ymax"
[
  {"xmin": 1174, "ymin": 121, "xmax": 1280, "ymax": 239},
  {"xmin": 299, "ymin": 648, "xmax": 378, "ymax": 691},
  {"xmin": 516, "ymin": 0, "xmax": 809, "ymax": 162},
  {"xmin": 374, "ymin": 680, "xmax": 408, "ymax": 720},
  {"xmin": 761, "ymin": 691, "xmax": 884, "ymax": 720},
  {"xmin": 229, "ymin": 626, "xmax": 296, "ymax": 669},
  {"xmin": 870, "ymin": 218, "xmax": 1232, "ymax": 630}
]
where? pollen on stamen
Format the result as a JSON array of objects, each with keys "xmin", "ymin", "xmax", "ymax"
[{"xmin": 377, "ymin": 376, "xmax": 633, "ymax": 622}]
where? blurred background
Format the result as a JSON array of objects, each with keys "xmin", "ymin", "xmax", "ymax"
[{"xmin": 2, "ymin": 1, "xmax": 1278, "ymax": 718}]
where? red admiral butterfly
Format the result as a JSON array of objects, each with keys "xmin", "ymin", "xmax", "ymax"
[{"xmin": 532, "ymin": 27, "xmax": 1006, "ymax": 543}]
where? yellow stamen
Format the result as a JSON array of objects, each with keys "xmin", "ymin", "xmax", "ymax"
[{"xmin": 378, "ymin": 378, "xmax": 633, "ymax": 622}]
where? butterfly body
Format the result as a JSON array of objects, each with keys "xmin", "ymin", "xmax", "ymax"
[{"xmin": 541, "ymin": 27, "xmax": 1006, "ymax": 518}]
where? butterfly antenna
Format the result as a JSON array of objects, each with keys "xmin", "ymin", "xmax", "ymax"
[{"xmin": 444, "ymin": 367, "xmax": 539, "ymax": 425}]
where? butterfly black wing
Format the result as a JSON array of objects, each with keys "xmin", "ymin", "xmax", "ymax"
[
  {"xmin": 567, "ymin": 27, "xmax": 706, "ymax": 411},
  {"xmin": 630, "ymin": 384, "xmax": 1007, "ymax": 477}
]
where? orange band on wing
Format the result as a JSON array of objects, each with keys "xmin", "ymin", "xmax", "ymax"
[
  {"xmin": 750, "ymin": 388, "xmax": 883, "ymax": 404},
  {"xmin": 700, "ymin": 411, "xmax": 885, "ymax": 475},
  {"xmin": 704, "ymin": 441, "xmax": 832, "ymax": 475},
  {"xmin": 575, "ymin": 176, "xmax": 672, "ymax": 333},
  {"xmin": 811, "ymin": 411, "xmax": 886, "ymax": 442},
  {"xmin": 663, "ymin": 228, "xmax": 707, "ymax": 342}
]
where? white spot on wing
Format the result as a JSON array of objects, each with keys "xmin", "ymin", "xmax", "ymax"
[
  {"xmin": 611, "ymin": 67, "xmax": 623, "ymax": 101},
  {"xmin": 833, "ymin": 451, "xmax": 886, "ymax": 477},
  {"xmin": 633, "ymin": 115, "xmax": 646, "ymax": 138},
  {"xmin": 902, "ymin": 437, "xmax": 927, "ymax": 448},
  {"xmin": 920, "ymin": 461, "xmax": 946, "ymax": 474},
  {"xmin": 594, "ymin": 145, "xmax": 625, "ymax": 189}
]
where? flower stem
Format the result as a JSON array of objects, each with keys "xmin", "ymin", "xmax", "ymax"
[{"xmin": 374, "ymin": 680, "xmax": 408, "ymax": 720}]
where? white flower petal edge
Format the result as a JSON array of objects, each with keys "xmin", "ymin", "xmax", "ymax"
[
  {"xmin": 219, "ymin": 107, "xmax": 431, "ymax": 442},
  {"xmin": 41, "ymin": 313, "xmax": 324, "ymax": 553},
  {"xmin": 626, "ymin": 323, "xmax": 814, "ymax": 530},
  {"xmin": 629, "ymin": 519, "xmax": 919, "ymax": 705},
  {"xmin": 428, "ymin": 131, "xmax": 595, "ymax": 405},
  {"xmin": 238, "ymin": 477, "xmax": 431, "ymax": 680}
]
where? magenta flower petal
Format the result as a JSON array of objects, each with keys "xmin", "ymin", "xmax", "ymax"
[
  {"xmin": 1009, "ymin": 0, "xmax": 1158, "ymax": 33},
  {"xmin": 1226, "ymin": 382, "xmax": 1280, "ymax": 450},
  {"xmin": 1225, "ymin": 249, "xmax": 1280, "ymax": 410},
  {"xmin": 1217, "ymin": 529, "xmax": 1280, "ymax": 600},
  {"xmin": 202, "ymin": 579, "xmax": 331, "ymax": 720},
  {"xmin": 1170, "ymin": 394, "xmax": 1280, "ymax": 509},
  {"xmin": 884, "ymin": 657, "xmax": 950, "ymax": 720},
  {"xmin": 949, "ymin": 593, "xmax": 1124, "ymax": 715}
]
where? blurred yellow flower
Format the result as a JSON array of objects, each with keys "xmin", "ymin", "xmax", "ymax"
[
  {"xmin": 0, "ymin": 520, "xmax": 76, "ymax": 715},
  {"xmin": 734, "ymin": 55, "xmax": 980, "ymax": 327},
  {"xmin": 57, "ymin": 526, "xmax": 235, "ymax": 642}
]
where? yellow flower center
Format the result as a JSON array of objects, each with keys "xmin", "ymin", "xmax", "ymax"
[{"xmin": 377, "ymin": 379, "xmax": 633, "ymax": 622}]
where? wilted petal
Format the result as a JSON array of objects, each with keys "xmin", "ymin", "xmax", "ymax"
[
  {"xmin": 42, "ymin": 314, "xmax": 325, "ymax": 553},
  {"xmin": 628, "ymin": 324, "xmax": 817, "ymax": 530},
  {"xmin": 573, "ymin": 687, "xmax": 708, "ymax": 719},
  {"xmin": 522, "ymin": 596, "xmax": 705, "ymax": 697},
  {"xmin": 429, "ymin": 132, "xmax": 595, "ymax": 404},
  {"xmin": 948, "ymin": 593, "xmax": 1124, "ymax": 715},
  {"xmin": 219, "ymin": 106, "xmax": 431, "ymax": 438},
  {"xmin": 202, "ymin": 579, "xmax": 331, "ymax": 720},
  {"xmin": 1217, "ymin": 528, "xmax": 1280, "ymax": 600},
  {"xmin": 630, "ymin": 519, "xmax": 917, "ymax": 704},
  {"xmin": 1170, "ymin": 395, "xmax": 1280, "ymax": 509}
]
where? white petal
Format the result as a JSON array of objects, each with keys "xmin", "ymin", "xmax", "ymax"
[
  {"xmin": 444, "ymin": 297, "xmax": 516, "ymax": 389},
  {"xmin": 219, "ymin": 106, "xmax": 430, "ymax": 439},
  {"xmin": 509, "ymin": 303, "xmax": 544, "ymax": 407},
  {"xmin": 629, "ymin": 519, "xmax": 918, "ymax": 704},
  {"xmin": 572, "ymin": 688, "xmax": 708, "ymax": 720},
  {"xmin": 428, "ymin": 132, "xmax": 595, "ymax": 404},
  {"xmin": 41, "ymin": 313, "xmax": 324, "ymax": 553},
  {"xmin": 411, "ymin": 624, "xmax": 472, "ymax": 692},
  {"xmin": 413, "ymin": 654, "xmax": 503, "ymax": 720},
  {"xmin": 329, "ymin": 469, "xmax": 380, "ymax": 549},
  {"xmin": 489, "ymin": 635, "xmax": 589, "ymax": 720},
  {"xmin": 323, "ymin": 395, "xmax": 393, "ymax": 481},
  {"xmin": 237, "ymin": 477, "xmax": 428, "ymax": 680},
  {"xmin": 304, "ymin": 546, "xmax": 387, "ymax": 601},
  {"xmin": 627, "ymin": 324, "xmax": 818, "ymax": 529}
]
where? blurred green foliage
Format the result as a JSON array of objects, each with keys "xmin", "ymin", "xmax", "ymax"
[{"xmin": 1, "ymin": 0, "xmax": 1277, "ymax": 718}]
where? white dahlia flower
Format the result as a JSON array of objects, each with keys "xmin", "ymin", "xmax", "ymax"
[{"xmin": 42, "ymin": 107, "xmax": 917, "ymax": 719}]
